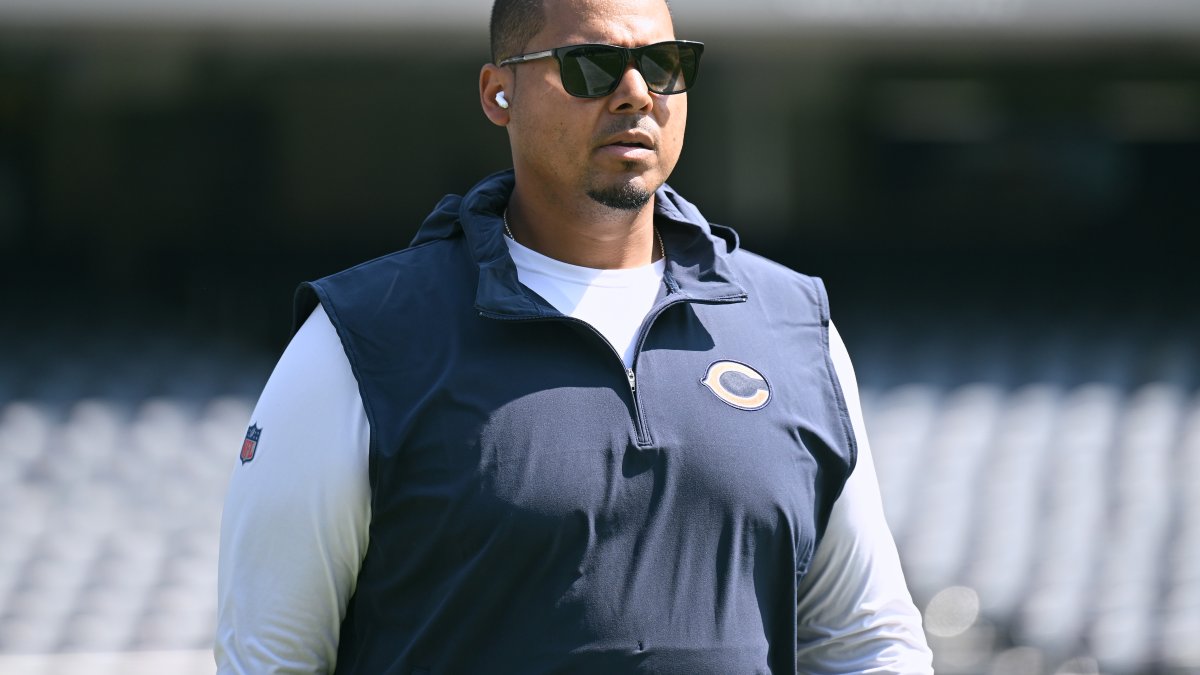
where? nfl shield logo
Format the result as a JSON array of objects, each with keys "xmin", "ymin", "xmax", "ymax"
[{"xmin": 241, "ymin": 424, "xmax": 262, "ymax": 464}]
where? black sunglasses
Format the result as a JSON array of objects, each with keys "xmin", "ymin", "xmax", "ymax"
[{"xmin": 498, "ymin": 40, "xmax": 704, "ymax": 99}]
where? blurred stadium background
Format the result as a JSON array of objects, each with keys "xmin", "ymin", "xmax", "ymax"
[{"xmin": 1, "ymin": 0, "xmax": 1198, "ymax": 672}]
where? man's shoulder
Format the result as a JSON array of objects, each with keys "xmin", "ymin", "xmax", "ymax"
[
  {"xmin": 326, "ymin": 235, "xmax": 465, "ymax": 285},
  {"xmin": 293, "ymin": 235, "xmax": 471, "ymax": 333},
  {"xmin": 711, "ymin": 244, "xmax": 831, "ymax": 323},
  {"xmin": 727, "ymin": 246, "xmax": 823, "ymax": 292}
]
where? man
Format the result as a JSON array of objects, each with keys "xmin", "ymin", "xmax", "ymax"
[{"xmin": 216, "ymin": 0, "xmax": 934, "ymax": 672}]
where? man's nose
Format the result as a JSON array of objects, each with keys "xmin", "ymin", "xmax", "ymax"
[{"xmin": 609, "ymin": 61, "xmax": 654, "ymax": 112}]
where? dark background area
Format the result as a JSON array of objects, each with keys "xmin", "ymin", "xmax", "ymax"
[{"xmin": 2, "ymin": 27, "xmax": 1196, "ymax": 355}]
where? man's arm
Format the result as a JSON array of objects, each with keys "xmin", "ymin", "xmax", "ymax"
[
  {"xmin": 215, "ymin": 305, "xmax": 371, "ymax": 674},
  {"xmin": 794, "ymin": 322, "xmax": 934, "ymax": 674}
]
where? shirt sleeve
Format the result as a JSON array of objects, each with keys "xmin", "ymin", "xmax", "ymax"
[
  {"xmin": 794, "ymin": 321, "xmax": 934, "ymax": 674},
  {"xmin": 215, "ymin": 305, "xmax": 371, "ymax": 674}
]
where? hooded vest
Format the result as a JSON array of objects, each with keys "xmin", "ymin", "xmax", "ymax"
[{"xmin": 294, "ymin": 170, "xmax": 857, "ymax": 675}]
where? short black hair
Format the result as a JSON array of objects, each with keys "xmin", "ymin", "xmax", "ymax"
[{"xmin": 490, "ymin": 0, "xmax": 546, "ymax": 64}]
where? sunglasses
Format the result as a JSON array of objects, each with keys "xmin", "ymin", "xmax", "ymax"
[{"xmin": 497, "ymin": 40, "xmax": 704, "ymax": 99}]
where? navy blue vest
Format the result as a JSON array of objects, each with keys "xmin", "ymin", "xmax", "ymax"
[{"xmin": 295, "ymin": 171, "xmax": 856, "ymax": 674}]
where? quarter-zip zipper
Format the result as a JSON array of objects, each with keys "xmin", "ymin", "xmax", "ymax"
[
  {"xmin": 571, "ymin": 317, "xmax": 653, "ymax": 447},
  {"xmin": 481, "ymin": 311, "xmax": 654, "ymax": 445},
  {"xmin": 480, "ymin": 292, "xmax": 747, "ymax": 448},
  {"xmin": 610, "ymin": 290, "xmax": 747, "ymax": 444}
]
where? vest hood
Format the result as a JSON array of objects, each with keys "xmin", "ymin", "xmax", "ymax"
[{"xmin": 409, "ymin": 169, "xmax": 747, "ymax": 317}]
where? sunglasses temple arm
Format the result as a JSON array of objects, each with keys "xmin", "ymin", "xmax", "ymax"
[{"xmin": 498, "ymin": 49, "xmax": 555, "ymax": 66}]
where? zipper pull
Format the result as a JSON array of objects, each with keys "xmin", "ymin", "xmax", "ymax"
[{"xmin": 626, "ymin": 369, "xmax": 637, "ymax": 393}]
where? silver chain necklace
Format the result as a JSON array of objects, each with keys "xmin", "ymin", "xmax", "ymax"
[{"xmin": 503, "ymin": 209, "xmax": 666, "ymax": 263}]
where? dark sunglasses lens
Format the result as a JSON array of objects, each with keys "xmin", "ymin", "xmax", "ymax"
[
  {"xmin": 638, "ymin": 43, "xmax": 701, "ymax": 94},
  {"xmin": 559, "ymin": 46, "xmax": 625, "ymax": 97}
]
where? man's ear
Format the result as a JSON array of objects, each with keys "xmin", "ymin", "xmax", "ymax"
[{"xmin": 480, "ymin": 64, "xmax": 511, "ymax": 126}]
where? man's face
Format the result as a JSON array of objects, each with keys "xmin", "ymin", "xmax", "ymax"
[{"xmin": 506, "ymin": 0, "xmax": 686, "ymax": 211}]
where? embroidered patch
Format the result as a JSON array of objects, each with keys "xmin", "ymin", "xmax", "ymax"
[
  {"xmin": 240, "ymin": 424, "xmax": 262, "ymax": 464},
  {"xmin": 701, "ymin": 361, "xmax": 771, "ymax": 411}
]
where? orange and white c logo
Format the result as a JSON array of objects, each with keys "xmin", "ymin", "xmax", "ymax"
[{"xmin": 701, "ymin": 361, "xmax": 771, "ymax": 411}]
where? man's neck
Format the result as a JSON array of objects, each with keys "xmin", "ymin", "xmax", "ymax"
[{"xmin": 505, "ymin": 185, "xmax": 659, "ymax": 270}]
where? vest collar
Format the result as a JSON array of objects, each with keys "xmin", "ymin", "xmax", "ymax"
[{"xmin": 413, "ymin": 169, "xmax": 747, "ymax": 318}]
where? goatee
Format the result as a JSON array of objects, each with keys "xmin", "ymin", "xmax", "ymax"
[{"xmin": 587, "ymin": 183, "xmax": 653, "ymax": 211}]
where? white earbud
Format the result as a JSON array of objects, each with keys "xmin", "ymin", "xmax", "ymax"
[{"xmin": 495, "ymin": 91, "xmax": 509, "ymax": 109}]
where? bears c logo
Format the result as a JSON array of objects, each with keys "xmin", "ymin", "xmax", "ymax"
[{"xmin": 701, "ymin": 361, "xmax": 771, "ymax": 411}]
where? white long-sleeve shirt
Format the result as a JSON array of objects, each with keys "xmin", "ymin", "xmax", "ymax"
[{"xmin": 216, "ymin": 247, "xmax": 933, "ymax": 673}]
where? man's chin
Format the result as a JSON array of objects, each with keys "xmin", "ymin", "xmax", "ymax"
[
  {"xmin": 585, "ymin": 169, "xmax": 660, "ymax": 211},
  {"xmin": 586, "ymin": 182, "xmax": 655, "ymax": 211}
]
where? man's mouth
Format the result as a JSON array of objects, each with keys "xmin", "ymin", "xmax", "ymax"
[
  {"xmin": 600, "ymin": 129, "xmax": 657, "ymax": 151},
  {"xmin": 597, "ymin": 131, "xmax": 657, "ymax": 162}
]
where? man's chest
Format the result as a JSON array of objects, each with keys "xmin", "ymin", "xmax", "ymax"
[{"xmin": 379, "ymin": 302, "xmax": 845, "ymax": 568}]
